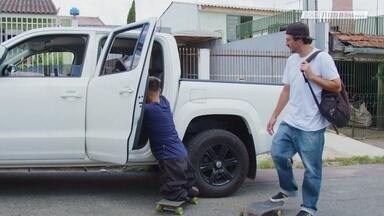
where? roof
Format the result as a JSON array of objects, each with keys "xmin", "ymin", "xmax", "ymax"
[
  {"xmin": 0, "ymin": 0, "xmax": 57, "ymax": 14},
  {"xmin": 199, "ymin": 3, "xmax": 285, "ymax": 13},
  {"xmin": 166, "ymin": 1, "xmax": 284, "ymax": 13},
  {"xmin": 59, "ymin": 16, "xmax": 105, "ymax": 27},
  {"xmin": 331, "ymin": 32, "xmax": 384, "ymax": 49}
]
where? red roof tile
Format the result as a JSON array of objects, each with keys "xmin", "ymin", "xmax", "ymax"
[
  {"xmin": 331, "ymin": 32, "xmax": 384, "ymax": 49},
  {"xmin": 0, "ymin": 0, "xmax": 57, "ymax": 14}
]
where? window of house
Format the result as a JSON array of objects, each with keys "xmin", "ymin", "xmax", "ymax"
[
  {"xmin": 0, "ymin": 35, "xmax": 88, "ymax": 77},
  {"xmin": 240, "ymin": 16, "xmax": 253, "ymax": 24}
]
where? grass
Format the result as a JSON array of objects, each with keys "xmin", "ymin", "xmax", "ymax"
[
  {"xmin": 258, "ymin": 159, "xmax": 276, "ymax": 169},
  {"xmin": 116, "ymin": 156, "xmax": 384, "ymax": 171},
  {"xmin": 257, "ymin": 156, "xmax": 384, "ymax": 169},
  {"xmin": 323, "ymin": 156, "xmax": 384, "ymax": 166}
]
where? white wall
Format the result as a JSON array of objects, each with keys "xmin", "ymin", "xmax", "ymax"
[
  {"xmin": 198, "ymin": 12, "xmax": 266, "ymax": 43},
  {"xmin": 159, "ymin": 2, "xmax": 287, "ymax": 44},
  {"xmin": 158, "ymin": 2, "xmax": 199, "ymax": 33},
  {"xmin": 353, "ymin": 0, "xmax": 384, "ymax": 16},
  {"xmin": 198, "ymin": 11, "xmax": 227, "ymax": 42},
  {"xmin": 213, "ymin": 31, "xmax": 288, "ymax": 51}
]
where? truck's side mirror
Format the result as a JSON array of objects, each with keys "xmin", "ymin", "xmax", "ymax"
[
  {"xmin": 2, "ymin": 64, "xmax": 17, "ymax": 76},
  {"xmin": 9, "ymin": 64, "xmax": 18, "ymax": 73}
]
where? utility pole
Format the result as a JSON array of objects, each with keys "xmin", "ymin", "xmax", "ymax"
[{"xmin": 303, "ymin": 0, "xmax": 316, "ymax": 39}]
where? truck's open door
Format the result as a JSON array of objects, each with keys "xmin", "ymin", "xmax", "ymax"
[{"xmin": 85, "ymin": 18, "xmax": 156, "ymax": 164}]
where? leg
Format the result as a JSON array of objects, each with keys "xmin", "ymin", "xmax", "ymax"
[
  {"xmin": 271, "ymin": 122, "xmax": 299, "ymax": 196},
  {"xmin": 296, "ymin": 128, "xmax": 326, "ymax": 214},
  {"xmin": 159, "ymin": 159, "xmax": 189, "ymax": 201},
  {"xmin": 183, "ymin": 158, "xmax": 199, "ymax": 197}
]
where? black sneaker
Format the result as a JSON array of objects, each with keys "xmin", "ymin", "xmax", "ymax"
[
  {"xmin": 269, "ymin": 192, "xmax": 288, "ymax": 202},
  {"xmin": 296, "ymin": 210, "xmax": 313, "ymax": 216},
  {"xmin": 187, "ymin": 186, "xmax": 199, "ymax": 198}
]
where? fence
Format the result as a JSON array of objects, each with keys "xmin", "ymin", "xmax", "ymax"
[
  {"xmin": 236, "ymin": 10, "xmax": 384, "ymax": 40},
  {"xmin": 178, "ymin": 47, "xmax": 199, "ymax": 79},
  {"xmin": 329, "ymin": 16, "xmax": 384, "ymax": 35},
  {"xmin": 1, "ymin": 15, "xmax": 58, "ymax": 43},
  {"xmin": 236, "ymin": 10, "xmax": 302, "ymax": 39},
  {"xmin": 339, "ymin": 93, "xmax": 384, "ymax": 141},
  {"xmin": 210, "ymin": 50, "xmax": 290, "ymax": 84},
  {"xmin": 336, "ymin": 60, "xmax": 384, "ymax": 140}
]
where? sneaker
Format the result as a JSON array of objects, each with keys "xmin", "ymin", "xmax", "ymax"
[
  {"xmin": 296, "ymin": 210, "xmax": 313, "ymax": 216},
  {"xmin": 187, "ymin": 186, "xmax": 199, "ymax": 198},
  {"xmin": 269, "ymin": 192, "xmax": 288, "ymax": 202}
]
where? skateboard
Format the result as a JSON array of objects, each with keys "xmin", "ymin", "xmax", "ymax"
[
  {"xmin": 240, "ymin": 200, "xmax": 284, "ymax": 216},
  {"xmin": 155, "ymin": 197, "xmax": 198, "ymax": 215}
]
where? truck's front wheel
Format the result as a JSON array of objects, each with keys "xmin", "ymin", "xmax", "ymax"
[{"xmin": 187, "ymin": 129, "xmax": 249, "ymax": 197}]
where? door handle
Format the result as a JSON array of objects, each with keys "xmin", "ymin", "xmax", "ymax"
[
  {"xmin": 119, "ymin": 87, "xmax": 134, "ymax": 95},
  {"xmin": 60, "ymin": 91, "xmax": 82, "ymax": 99}
]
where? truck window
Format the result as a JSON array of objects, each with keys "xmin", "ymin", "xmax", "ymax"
[
  {"xmin": 100, "ymin": 37, "xmax": 138, "ymax": 76},
  {"xmin": 0, "ymin": 35, "xmax": 88, "ymax": 77},
  {"xmin": 99, "ymin": 37, "xmax": 164, "ymax": 85},
  {"xmin": 148, "ymin": 42, "xmax": 164, "ymax": 86}
]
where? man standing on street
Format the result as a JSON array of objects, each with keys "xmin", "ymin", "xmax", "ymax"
[{"xmin": 266, "ymin": 22, "xmax": 342, "ymax": 216}]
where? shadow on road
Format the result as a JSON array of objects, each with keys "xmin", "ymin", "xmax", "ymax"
[{"xmin": 0, "ymin": 171, "xmax": 161, "ymax": 197}]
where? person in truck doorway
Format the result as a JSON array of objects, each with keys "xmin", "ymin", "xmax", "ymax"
[
  {"xmin": 266, "ymin": 22, "xmax": 342, "ymax": 216},
  {"xmin": 142, "ymin": 76, "xmax": 199, "ymax": 201}
]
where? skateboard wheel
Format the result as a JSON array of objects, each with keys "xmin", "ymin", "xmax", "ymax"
[
  {"xmin": 190, "ymin": 197, "xmax": 198, "ymax": 205},
  {"xmin": 155, "ymin": 204, "xmax": 163, "ymax": 212},
  {"xmin": 277, "ymin": 210, "xmax": 282, "ymax": 216},
  {"xmin": 175, "ymin": 207, "xmax": 184, "ymax": 215}
]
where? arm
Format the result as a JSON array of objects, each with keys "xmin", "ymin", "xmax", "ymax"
[
  {"xmin": 267, "ymin": 84, "xmax": 290, "ymax": 135},
  {"xmin": 301, "ymin": 60, "xmax": 342, "ymax": 93},
  {"xmin": 309, "ymin": 76, "xmax": 341, "ymax": 93}
]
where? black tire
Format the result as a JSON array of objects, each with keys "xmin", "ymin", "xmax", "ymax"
[{"xmin": 187, "ymin": 129, "xmax": 249, "ymax": 197}]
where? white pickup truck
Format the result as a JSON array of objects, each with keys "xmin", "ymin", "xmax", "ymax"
[{"xmin": 0, "ymin": 19, "xmax": 282, "ymax": 197}]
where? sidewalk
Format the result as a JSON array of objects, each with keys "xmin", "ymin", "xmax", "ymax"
[
  {"xmin": 321, "ymin": 131, "xmax": 384, "ymax": 159},
  {"xmin": 258, "ymin": 131, "xmax": 384, "ymax": 164}
]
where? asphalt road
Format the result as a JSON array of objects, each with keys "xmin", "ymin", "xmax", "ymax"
[{"xmin": 0, "ymin": 164, "xmax": 383, "ymax": 216}]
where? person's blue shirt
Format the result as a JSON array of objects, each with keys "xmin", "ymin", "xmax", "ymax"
[{"xmin": 143, "ymin": 95, "xmax": 188, "ymax": 160}]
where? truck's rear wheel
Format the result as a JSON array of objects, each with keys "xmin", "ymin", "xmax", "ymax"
[{"xmin": 187, "ymin": 129, "xmax": 249, "ymax": 197}]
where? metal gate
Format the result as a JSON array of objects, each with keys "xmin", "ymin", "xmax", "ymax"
[
  {"xmin": 178, "ymin": 47, "xmax": 199, "ymax": 79},
  {"xmin": 210, "ymin": 50, "xmax": 290, "ymax": 84},
  {"xmin": 336, "ymin": 60, "xmax": 384, "ymax": 139}
]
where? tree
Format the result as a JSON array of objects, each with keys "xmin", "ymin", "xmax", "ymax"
[{"xmin": 127, "ymin": 0, "xmax": 136, "ymax": 24}]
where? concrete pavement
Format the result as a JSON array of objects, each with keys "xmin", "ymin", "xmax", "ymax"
[
  {"xmin": 0, "ymin": 165, "xmax": 383, "ymax": 216},
  {"xmin": 258, "ymin": 130, "xmax": 384, "ymax": 163},
  {"xmin": 322, "ymin": 131, "xmax": 384, "ymax": 159}
]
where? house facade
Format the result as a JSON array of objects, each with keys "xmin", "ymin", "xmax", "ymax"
[
  {"xmin": 0, "ymin": 0, "xmax": 106, "ymax": 43},
  {"xmin": 58, "ymin": 16, "xmax": 105, "ymax": 28},
  {"xmin": 158, "ymin": 1, "xmax": 283, "ymax": 45},
  {"xmin": 0, "ymin": 0, "xmax": 58, "ymax": 43}
]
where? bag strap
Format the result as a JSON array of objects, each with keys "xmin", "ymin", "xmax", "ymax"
[
  {"xmin": 302, "ymin": 50, "xmax": 322, "ymax": 107},
  {"xmin": 302, "ymin": 50, "xmax": 340, "ymax": 134}
]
